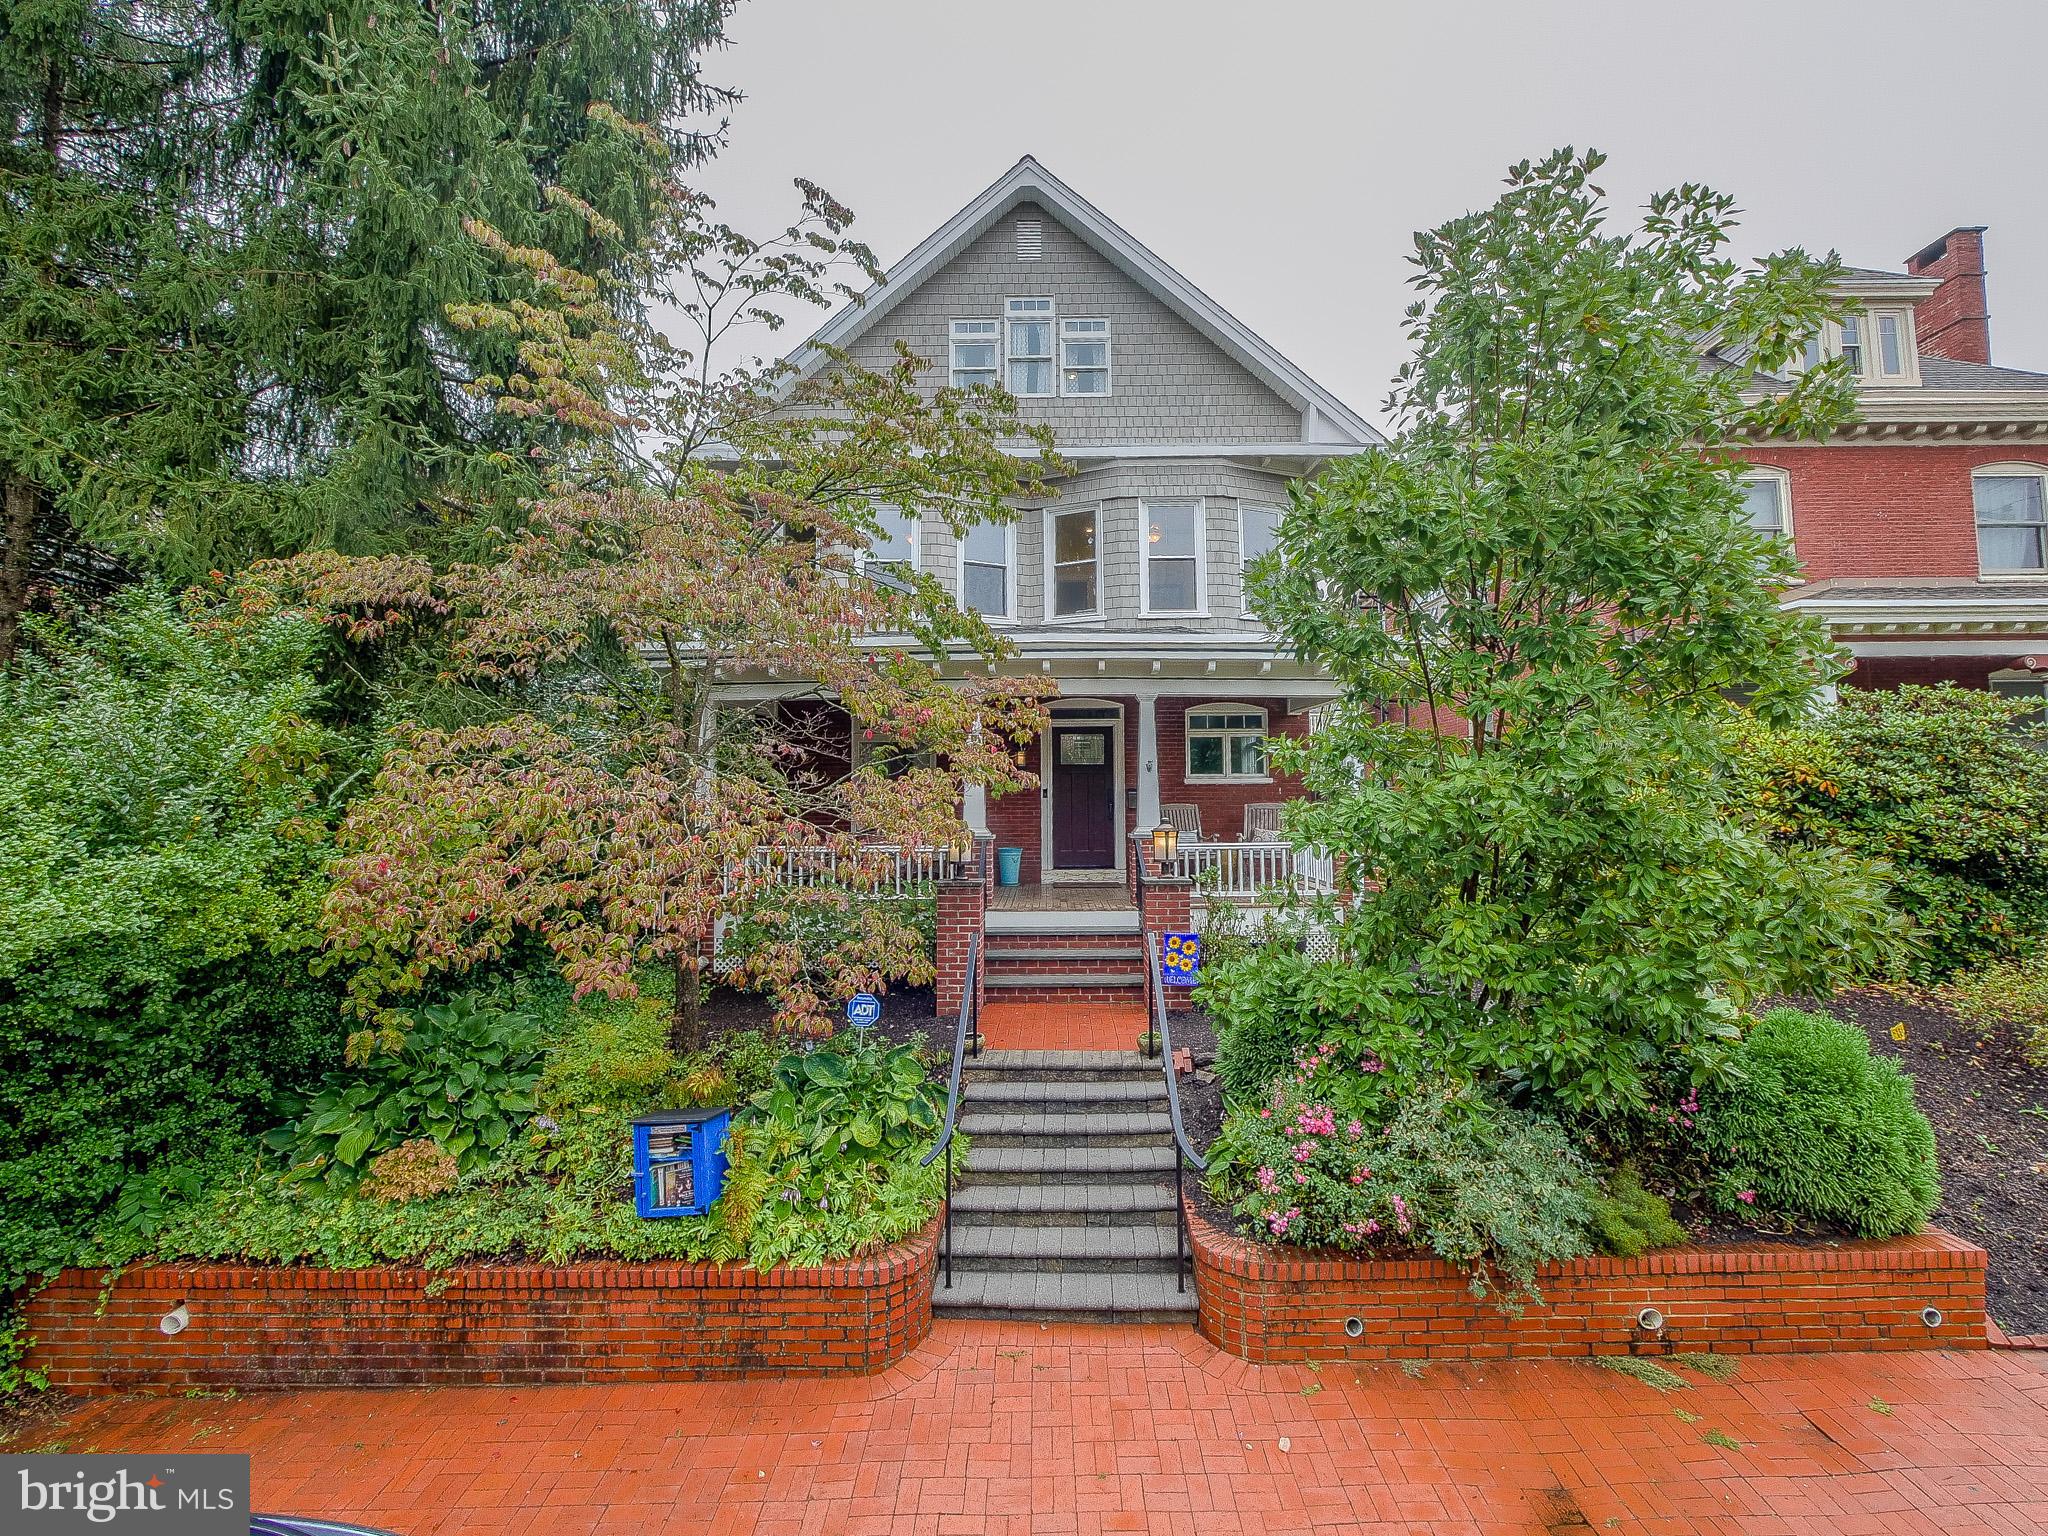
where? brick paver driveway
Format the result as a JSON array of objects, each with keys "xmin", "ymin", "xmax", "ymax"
[{"xmin": 21, "ymin": 1322, "xmax": 2048, "ymax": 1534}]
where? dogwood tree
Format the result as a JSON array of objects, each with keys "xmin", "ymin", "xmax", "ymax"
[
  {"xmin": 1236, "ymin": 149, "xmax": 1901, "ymax": 1109},
  {"xmin": 246, "ymin": 174, "xmax": 1058, "ymax": 1055}
]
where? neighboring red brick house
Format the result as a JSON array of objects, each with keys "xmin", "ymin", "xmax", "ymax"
[{"xmin": 1727, "ymin": 228, "xmax": 2048, "ymax": 703}]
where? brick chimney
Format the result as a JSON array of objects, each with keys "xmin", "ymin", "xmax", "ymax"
[{"xmin": 1905, "ymin": 227, "xmax": 1991, "ymax": 364}]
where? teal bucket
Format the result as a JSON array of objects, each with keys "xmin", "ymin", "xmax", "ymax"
[{"xmin": 996, "ymin": 846, "xmax": 1024, "ymax": 886}]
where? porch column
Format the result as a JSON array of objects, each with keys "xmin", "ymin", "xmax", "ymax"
[
  {"xmin": 962, "ymin": 716, "xmax": 989, "ymax": 835},
  {"xmin": 1135, "ymin": 690, "xmax": 1161, "ymax": 830}
]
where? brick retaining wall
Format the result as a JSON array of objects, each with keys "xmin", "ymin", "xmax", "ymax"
[
  {"xmin": 1188, "ymin": 1205, "xmax": 1987, "ymax": 1362},
  {"xmin": 22, "ymin": 1216, "xmax": 941, "ymax": 1394}
]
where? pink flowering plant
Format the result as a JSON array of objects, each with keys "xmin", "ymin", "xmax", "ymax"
[{"xmin": 1208, "ymin": 1051, "xmax": 1600, "ymax": 1301}]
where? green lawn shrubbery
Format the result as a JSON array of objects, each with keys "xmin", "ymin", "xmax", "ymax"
[
  {"xmin": 1730, "ymin": 686, "xmax": 2048, "ymax": 978},
  {"xmin": 1692, "ymin": 1007, "xmax": 1939, "ymax": 1238},
  {"xmin": 0, "ymin": 592, "xmax": 349, "ymax": 1289}
]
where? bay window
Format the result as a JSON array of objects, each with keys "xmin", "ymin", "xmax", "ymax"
[
  {"xmin": 959, "ymin": 521, "xmax": 1013, "ymax": 618},
  {"xmin": 1143, "ymin": 500, "xmax": 1204, "ymax": 614},
  {"xmin": 1047, "ymin": 507, "xmax": 1099, "ymax": 618}
]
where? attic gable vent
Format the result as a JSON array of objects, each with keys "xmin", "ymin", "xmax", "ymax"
[{"xmin": 1016, "ymin": 217, "xmax": 1042, "ymax": 260}]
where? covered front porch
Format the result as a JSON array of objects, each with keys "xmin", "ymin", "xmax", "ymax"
[{"xmin": 965, "ymin": 688, "xmax": 1330, "ymax": 894}]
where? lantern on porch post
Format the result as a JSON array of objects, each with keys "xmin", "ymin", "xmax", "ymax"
[{"xmin": 1150, "ymin": 821, "xmax": 1178, "ymax": 869}]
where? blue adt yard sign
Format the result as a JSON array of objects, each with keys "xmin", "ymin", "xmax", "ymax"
[
  {"xmin": 1160, "ymin": 932, "xmax": 1201, "ymax": 987},
  {"xmin": 845, "ymin": 992, "xmax": 882, "ymax": 1029}
]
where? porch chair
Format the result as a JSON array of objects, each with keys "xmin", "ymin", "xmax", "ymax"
[
  {"xmin": 1158, "ymin": 803, "xmax": 1203, "ymax": 841},
  {"xmin": 1242, "ymin": 802, "xmax": 1285, "ymax": 842}
]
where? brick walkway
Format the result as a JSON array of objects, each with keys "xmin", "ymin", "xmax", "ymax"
[
  {"xmin": 22, "ymin": 1322, "xmax": 2048, "ymax": 1534},
  {"xmin": 979, "ymin": 1002, "xmax": 1146, "ymax": 1052}
]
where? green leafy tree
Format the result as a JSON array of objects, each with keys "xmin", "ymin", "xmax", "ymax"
[
  {"xmin": 0, "ymin": 588, "xmax": 346, "ymax": 1285},
  {"xmin": 245, "ymin": 180, "xmax": 1058, "ymax": 1054},
  {"xmin": 1732, "ymin": 686, "xmax": 2048, "ymax": 976},
  {"xmin": 0, "ymin": 0, "xmax": 737, "ymax": 663},
  {"xmin": 1236, "ymin": 149, "xmax": 1900, "ymax": 1109}
]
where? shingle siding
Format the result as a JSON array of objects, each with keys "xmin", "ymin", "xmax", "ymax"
[{"xmin": 840, "ymin": 203, "xmax": 1304, "ymax": 446}]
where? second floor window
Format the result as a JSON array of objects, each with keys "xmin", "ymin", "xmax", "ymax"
[
  {"xmin": 862, "ymin": 505, "xmax": 919, "ymax": 582},
  {"xmin": 1006, "ymin": 298, "xmax": 1055, "ymax": 396},
  {"xmin": 1060, "ymin": 319, "xmax": 1111, "ymax": 395},
  {"xmin": 1739, "ymin": 471, "xmax": 1790, "ymax": 539},
  {"xmin": 1144, "ymin": 501, "xmax": 1203, "ymax": 614},
  {"xmin": 1976, "ymin": 467, "xmax": 2048, "ymax": 574},
  {"xmin": 1048, "ymin": 508, "xmax": 1098, "ymax": 618},
  {"xmin": 960, "ymin": 521, "xmax": 1012, "ymax": 618}
]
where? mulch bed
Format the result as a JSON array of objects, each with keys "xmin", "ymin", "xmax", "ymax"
[
  {"xmin": 1826, "ymin": 986, "xmax": 2048, "ymax": 1336},
  {"xmin": 697, "ymin": 983, "xmax": 947, "ymax": 1056}
]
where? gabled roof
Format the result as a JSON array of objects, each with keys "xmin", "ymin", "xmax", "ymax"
[{"xmin": 784, "ymin": 156, "xmax": 1382, "ymax": 449}]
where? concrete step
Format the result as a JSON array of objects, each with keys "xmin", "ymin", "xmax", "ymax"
[
  {"xmin": 964, "ymin": 1077, "xmax": 1166, "ymax": 1110},
  {"xmin": 964, "ymin": 1145, "xmax": 1180, "ymax": 1184},
  {"xmin": 984, "ymin": 971, "xmax": 1144, "ymax": 989},
  {"xmin": 949, "ymin": 1181, "xmax": 1179, "ymax": 1224},
  {"xmin": 945, "ymin": 1223, "xmax": 1183, "ymax": 1270},
  {"xmin": 929, "ymin": 1267, "xmax": 1197, "ymax": 1323},
  {"xmin": 985, "ymin": 944, "xmax": 1146, "ymax": 963},
  {"xmin": 965, "ymin": 1050, "xmax": 1159, "ymax": 1082},
  {"xmin": 959, "ymin": 1109, "xmax": 1170, "ymax": 1146},
  {"xmin": 985, "ymin": 908, "xmax": 1140, "ymax": 937}
]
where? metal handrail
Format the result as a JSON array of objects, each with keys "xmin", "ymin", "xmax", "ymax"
[
  {"xmin": 920, "ymin": 933, "xmax": 979, "ymax": 1290},
  {"xmin": 1144, "ymin": 930, "xmax": 1207, "ymax": 1294}
]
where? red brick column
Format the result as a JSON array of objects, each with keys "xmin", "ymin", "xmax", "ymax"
[
  {"xmin": 1137, "ymin": 853, "xmax": 1196, "ymax": 1014},
  {"xmin": 936, "ymin": 838, "xmax": 989, "ymax": 1021}
]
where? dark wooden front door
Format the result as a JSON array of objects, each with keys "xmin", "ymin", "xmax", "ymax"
[{"xmin": 1050, "ymin": 727, "xmax": 1116, "ymax": 869}]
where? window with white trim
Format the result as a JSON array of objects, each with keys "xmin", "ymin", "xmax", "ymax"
[
  {"xmin": 1240, "ymin": 503, "xmax": 1281, "ymax": 565},
  {"xmin": 1792, "ymin": 307, "xmax": 1918, "ymax": 383},
  {"xmin": 1060, "ymin": 318, "xmax": 1110, "ymax": 395},
  {"xmin": 1185, "ymin": 706, "xmax": 1268, "ymax": 781},
  {"xmin": 1047, "ymin": 507, "xmax": 1098, "ymax": 618},
  {"xmin": 1143, "ymin": 500, "xmax": 1204, "ymax": 614},
  {"xmin": 949, "ymin": 320, "xmax": 998, "ymax": 389},
  {"xmin": 861, "ymin": 504, "xmax": 919, "ymax": 582},
  {"xmin": 1975, "ymin": 466, "xmax": 2048, "ymax": 574},
  {"xmin": 959, "ymin": 520, "xmax": 1013, "ymax": 618},
  {"xmin": 1989, "ymin": 673, "xmax": 2048, "ymax": 731},
  {"xmin": 1738, "ymin": 469, "xmax": 1791, "ymax": 540},
  {"xmin": 1005, "ymin": 298, "xmax": 1055, "ymax": 396}
]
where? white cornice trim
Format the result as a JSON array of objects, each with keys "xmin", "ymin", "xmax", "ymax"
[{"xmin": 782, "ymin": 156, "xmax": 1382, "ymax": 449}]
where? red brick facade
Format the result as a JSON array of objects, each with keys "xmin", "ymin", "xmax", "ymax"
[
  {"xmin": 24, "ymin": 1218, "xmax": 942, "ymax": 1394},
  {"xmin": 1189, "ymin": 1206, "xmax": 1987, "ymax": 1363},
  {"xmin": 1734, "ymin": 442, "xmax": 2045, "ymax": 583}
]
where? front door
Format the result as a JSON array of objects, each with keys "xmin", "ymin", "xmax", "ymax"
[{"xmin": 1050, "ymin": 726, "xmax": 1116, "ymax": 870}]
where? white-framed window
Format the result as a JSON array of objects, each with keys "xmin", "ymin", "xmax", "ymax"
[
  {"xmin": 1240, "ymin": 503, "xmax": 1282, "ymax": 565},
  {"xmin": 1738, "ymin": 469, "xmax": 1791, "ymax": 541},
  {"xmin": 1185, "ymin": 705, "xmax": 1269, "ymax": 781},
  {"xmin": 958, "ymin": 519, "xmax": 1014, "ymax": 619},
  {"xmin": 1045, "ymin": 507, "xmax": 1099, "ymax": 619},
  {"xmin": 1793, "ymin": 307, "xmax": 1918, "ymax": 384},
  {"xmin": 1005, "ymin": 298, "xmax": 1055, "ymax": 397},
  {"xmin": 950, "ymin": 320, "xmax": 999, "ymax": 390},
  {"xmin": 1142, "ymin": 500, "xmax": 1205, "ymax": 615},
  {"xmin": 1988, "ymin": 672, "xmax": 2048, "ymax": 729},
  {"xmin": 1060, "ymin": 318, "xmax": 1110, "ymax": 396},
  {"xmin": 860, "ymin": 504, "xmax": 919, "ymax": 577},
  {"xmin": 1975, "ymin": 465, "xmax": 2048, "ymax": 575}
]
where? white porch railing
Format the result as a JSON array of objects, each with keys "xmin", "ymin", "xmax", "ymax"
[
  {"xmin": 1176, "ymin": 841, "xmax": 1335, "ymax": 900},
  {"xmin": 725, "ymin": 843, "xmax": 959, "ymax": 899}
]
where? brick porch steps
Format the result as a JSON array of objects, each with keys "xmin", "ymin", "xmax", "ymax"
[
  {"xmin": 937, "ymin": 1045, "xmax": 1196, "ymax": 1325},
  {"xmin": 983, "ymin": 930, "xmax": 1148, "ymax": 1004}
]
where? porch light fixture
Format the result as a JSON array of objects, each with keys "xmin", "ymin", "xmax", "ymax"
[{"xmin": 1150, "ymin": 823, "xmax": 1179, "ymax": 863}]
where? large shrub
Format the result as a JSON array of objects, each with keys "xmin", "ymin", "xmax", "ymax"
[
  {"xmin": 1944, "ymin": 951, "xmax": 2048, "ymax": 1066},
  {"xmin": 0, "ymin": 591, "xmax": 347, "ymax": 1286},
  {"xmin": 1693, "ymin": 1007, "xmax": 1939, "ymax": 1237},
  {"xmin": 1730, "ymin": 686, "xmax": 2048, "ymax": 977},
  {"xmin": 1208, "ymin": 1067, "xmax": 1597, "ymax": 1300},
  {"xmin": 1234, "ymin": 150, "xmax": 1896, "ymax": 1113}
]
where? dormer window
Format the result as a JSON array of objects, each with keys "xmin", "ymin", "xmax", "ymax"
[
  {"xmin": 1792, "ymin": 307, "xmax": 1919, "ymax": 384},
  {"xmin": 1005, "ymin": 298, "xmax": 1055, "ymax": 396}
]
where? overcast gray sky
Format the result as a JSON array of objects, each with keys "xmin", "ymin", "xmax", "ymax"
[{"xmin": 681, "ymin": 0, "xmax": 2048, "ymax": 429}]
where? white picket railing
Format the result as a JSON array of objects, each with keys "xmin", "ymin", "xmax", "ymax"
[
  {"xmin": 1176, "ymin": 841, "xmax": 1335, "ymax": 900},
  {"xmin": 726, "ymin": 843, "xmax": 958, "ymax": 899}
]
